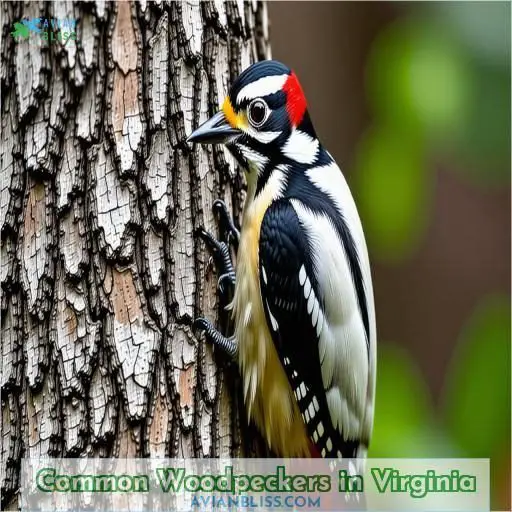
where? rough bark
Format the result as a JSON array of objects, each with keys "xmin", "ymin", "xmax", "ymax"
[{"xmin": 0, "ymin": 1, "xmax": 271, "ymax": 507}]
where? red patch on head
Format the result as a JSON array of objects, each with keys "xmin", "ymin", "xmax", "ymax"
[{"xmin": 283, "ymin": 72, "xmax": 307, "ymax": 127}]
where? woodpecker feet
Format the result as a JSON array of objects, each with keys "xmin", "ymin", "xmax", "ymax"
[
  {"xmin": 213, "ymin": 199, "xmax": 240, "ymax": 250},
  {"xmin": 195, "ymin": 199, "xmax": 239, "ymax": 298},
  {"xmin": 195, "ymin": 227, "xmax": 236, "ymax": 296},
  {"xmin": 194, "ymin": 200, "xmax": 239, "ymax": 357},
  {"xmin": 193, "ymin": 317, "xmax": 238, "ymax": 358}
]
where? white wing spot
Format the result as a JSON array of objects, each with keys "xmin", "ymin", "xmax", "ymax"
[
  {"xmin": 313, "ymin": 396, "xmax": 319, "ymax": 412},
  {"xmin": 299, "ymin": 265, "xmax": 306, "ymax": 285},
  {"xmin": 307, "ymin": 293, "xmax": 314, "ymax": 314},
  {"xmin": 316, "ymin": 309, "xmax": 324, "ymax": 338},
  {"xmin": 304, "ymin": 277, "xmax": 311, "ymax": 299},
  {"xmin": 312, "ymin": 298, "xmax": 319, "ymax": 328},
  {"xmin": 265, "ymin": 300, "xmax": 279, "ymax": 331},
  {"xmin": 305, "ymin": 408, "xmax": 310, "ymax": 423},
  {"xmin": 326, "ymin": 437, "xmax": 333, "ymax": 452},
  {"xmin": 261, "ymin": 265, "xmax": 268, "ymax": 284},
  {"xmin": 321, "ymin": 448, "xmax": 326, "ymax": 458},
  {"xmin": 308, "ymin": 401, "xmax": 315, "ymax": 419},
  {"xmin": 313, "ymin": 430, "xmax": 319, "ymax": 442},
  {"xmin": 300, "ymin": 382, "xmax": 307, "ymax": 398},
  {"xmin": 317, "ymin": 422, "xmax": 324, "ymax": 437}
]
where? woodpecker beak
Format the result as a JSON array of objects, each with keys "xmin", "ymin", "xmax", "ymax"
[{"xmin": 187, "ymin": 111, "xmax": 241, "ymax": 145}]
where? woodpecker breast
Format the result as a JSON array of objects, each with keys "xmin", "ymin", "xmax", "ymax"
[{"xmin": 232, "ymin": 167, "xmax": 311, "ymax": 457}]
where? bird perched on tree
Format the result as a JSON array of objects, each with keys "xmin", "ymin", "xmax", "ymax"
[{"xmin": 188, "ymin": 60, "xmax": 376, "ymax": 462}]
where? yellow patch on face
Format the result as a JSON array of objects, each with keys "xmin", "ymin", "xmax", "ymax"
[{"xmin": 222, "ymin": 96, "xmax": 248, "ymax": 130}]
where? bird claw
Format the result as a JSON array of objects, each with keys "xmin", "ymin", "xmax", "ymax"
[
  {"xmin": 192, "ymin": 316, "xmax": 238, "ymax": 358},
  {"xmin": 195, "ymin": 199, "xmax": 237, "ymax": 299},
  {"xmin": 213, "ymin": 199, "xmax": 240, "ymax": 249},
  {"xmin": 196, "ymin": 228, "xmax": 235, "ymax": 297},
  {"xmin": 193, "ymin": 200, "xmax": 238, "ymax": 359},
  {"xmin": 194, "ymin": 226, "xmax": 221, "ymax": 254},
  {"xmin": 218, "ymin": 271, "xmax": 236, "ymax": 294},
  {"xmin": 192, "ymin": 316, "xmax": 212, "ymax": 334}
]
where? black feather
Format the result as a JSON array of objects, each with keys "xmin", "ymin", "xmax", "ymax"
[{"xmin": 259, "ymin": 199, "xmax": 359, "ymax": 458}]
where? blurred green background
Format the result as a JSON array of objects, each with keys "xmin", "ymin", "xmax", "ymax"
[{"xmin": 269, "ymin": 2, "xmax": 510, "ymax": 509}]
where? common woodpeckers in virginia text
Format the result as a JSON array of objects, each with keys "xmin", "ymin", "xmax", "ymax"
[{"xmin": 188, "ymin": 60, "xmax": 376, "ymax": 461}]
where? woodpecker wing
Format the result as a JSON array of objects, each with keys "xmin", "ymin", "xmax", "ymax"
[{"xmin": 259, "ymin": 186, "xmax": 375, "ymax": 458}]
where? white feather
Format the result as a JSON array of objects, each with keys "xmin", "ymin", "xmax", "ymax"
[
  {"xmin": 312, "ymin": 297, "xmax": 319, "ymax": 328},
  {"xmin": 236, "ymin": 74, "xmax": 288, "ymax": 103},
  {"xmin": 266, "ymin": 300, "xmax": 279, "ymax": 331},
  {"xmin": 299, "ymin": 265, "xmax": 306, "ymax": 285},
  {"xmin": 306, "ymin": 160, "xmax": 377, "ymax": 446},
  {"xmin": 282, "ymin": 130, "xmax": 319, "ymax": 164},
  {"xmin": 316, "ymin": 308, "xmax": 324, "ymax": 338},
  {"xmin": 303, "ymin": 276, "xmax": 311, "ymax": 299},
  {"xmin": 308, "ymin": 401, "xmax": 316, "ymax": 420},
  {"xmin": 236, "ymin": 143, "xmax": 269, "ymax": 172},
  {"xmin": 319, "ymin": 325, "xmax": 335, "ymax": 387},
  {"xmin": 243, "ymin": 302, "xmax": 252, "ymax": 327},
  {"xmin": 261, "ymin": 265, "xmax": 268, "ymax": 284},
  {"xmin": 307, "ymin": 292, "xmax": 315, "ymax": 314},
  {"xmin": 246, "ymin": 127, "xmax": 282, "ymax": 144},
  {"xmin": 291, "ymin": 199, "xmax": 371, "ymax": 444},
  {"xmin": 306, "ymin": 161, "xmax": 376, "ymax": 346}
]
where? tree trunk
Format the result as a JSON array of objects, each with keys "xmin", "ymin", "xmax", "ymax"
[{"xmin": 1, "ymin": 1, "xmax": 270, "ymax": 507}]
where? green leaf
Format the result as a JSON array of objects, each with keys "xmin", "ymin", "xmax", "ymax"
[
  {"xmin": 428, "ymin": 2, "xmax": 511, "ymax": 66},
  {"xmin": 451, "ymin": 63, "xmax": 511, "ymax": 184},
  {"xmin": 369, "ymin": 344, "xmax": 434, "ymax": 457},
  {"xmin": 367, "ymin": 20, "xmax": 473, "ymax": 141},
  {"xmin": 442, "ymin": 295, "xmax": 511, "ymax": 458},
  {"xmin": 352, "ymin": 124, "xmax": 431, "ymax": 262}
]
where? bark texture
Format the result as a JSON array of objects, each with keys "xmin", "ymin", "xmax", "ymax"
[{"xmin": 1, "ymin": 1, "xmax": 271, "ymax": 507}]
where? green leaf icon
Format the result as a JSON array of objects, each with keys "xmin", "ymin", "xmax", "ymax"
[{"xmin": 11, "ymin": 22, "xmax": 30, "ymax": 40}]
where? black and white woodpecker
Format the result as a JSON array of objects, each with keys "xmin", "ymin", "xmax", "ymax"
[{"xmin": 188, "ymin": 60, "xmax": 376, "ymax": 460}]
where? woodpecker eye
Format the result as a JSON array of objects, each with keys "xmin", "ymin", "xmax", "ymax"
[{"xmin": 248, "ymin": 99, "xmax": 269, "ymax": 128}]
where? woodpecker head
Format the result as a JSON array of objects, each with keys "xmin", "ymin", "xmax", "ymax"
[{"xmin": 187, "ymin": 60, "xmax": 318, "ymax": 174}]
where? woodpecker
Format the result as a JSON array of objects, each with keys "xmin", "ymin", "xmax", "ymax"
[{"xmin": 188, "ymin": 60, "xmax": 376, "ymax": 461}]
